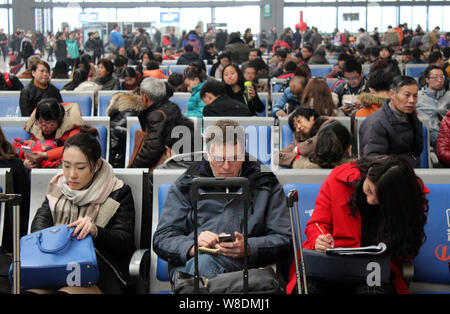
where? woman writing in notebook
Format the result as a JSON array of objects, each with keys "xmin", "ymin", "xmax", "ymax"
[{"xmin": 287, "ymin": 155, "xmax": 429, "ymax": 294}]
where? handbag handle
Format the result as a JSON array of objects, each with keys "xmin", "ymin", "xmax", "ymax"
[{"xmin": 36, "ymin": 227, "xmax": 74, "ymax": 254}]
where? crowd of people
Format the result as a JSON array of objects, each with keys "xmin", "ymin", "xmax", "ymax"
[{"xmin": 0, "ymin": 21, "xmax": 448, "ymax": 294}]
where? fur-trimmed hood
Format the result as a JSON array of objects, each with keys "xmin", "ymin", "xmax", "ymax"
[
  {"xmin": 25, "ymin": 102, "xmax": 84, "ymax": 140},
  {"xmin": 105, "ymin": 92, "xmax": 146, "ymax": 116},
  {"xmin": 358, "ymin": 92, "xmax": 390, "ymax": 108}
]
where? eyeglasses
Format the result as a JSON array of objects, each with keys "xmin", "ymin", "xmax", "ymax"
[
  {"xmin": 208, "ymin": 154, "xmax": 245, "ymax": 166},
  {"xmin": 37, "ymin": 119, "xmax": 57, "ymax": 128},
  {"xmin": 429, "ymin": 75, "xmax": 445, "ymax": 80},
  {"xmin": 344, "ymin": 76, "xmax": 362, "ymax": 83}
]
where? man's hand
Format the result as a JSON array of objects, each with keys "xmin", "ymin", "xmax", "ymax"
[
  {"xmin": 276, "ymin": 109, "xmax": 288, "ymax": 117},
  {"xmin": 189, "ymin": 231, "xmax": 219, "ymax": 256},
  {"xmin": 216, "ymin": 232, "xmax": 247, "ymax": 259}
]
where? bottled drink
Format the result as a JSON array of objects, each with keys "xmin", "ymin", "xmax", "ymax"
[{"xmin": 244, "ymin": 81, "xmax": 253, "ymax": 100}]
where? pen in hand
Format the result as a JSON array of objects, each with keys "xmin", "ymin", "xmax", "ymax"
[{"xmin": 316, "ymin": 223, "xmax": 334, "ymax": 248}]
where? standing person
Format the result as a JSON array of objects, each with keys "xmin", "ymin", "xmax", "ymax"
[
  {"xmin": 243, "ymin": 28, "xmax": 255, "ymax": 48},
  {"xmin": 93, "ymin": 31, "xmax": 104, "ymax": 64},
  {"xmin": 19, "ymin": 60, "xmax": 63, "ymax": 117},
  {"xmin": 109, "ymin": 24, "xmax": 124, "ymax": 55},
  {"xmin": 286, "ymin": 155, "xmax": 429, "ymax": 294},
  {"xmin": 84, "ymin": 32, "xmax": 97, "ymax": 59},
  {"xmin": 0, "ymin": 28, "xmax": 8, "ymax": 63},
  {"xmin": 215, "ymin": 29, "xmax": 228, "ymax": 52},
  {"xmin": 154, "ymin": 28, "xmax": 162, "ymax": 49},
  {"xmin": 34, "ymin": 30, "xmax": 45, "ymax": 56},
  {"xmin": 45, "ymin": 31, "xmax": 55, "ymax": 62},
  {"xmin": 66, "ymin": 31, "xmax": 80, "ymax": 71},
  {"xmin": 30, "ymin": 128, "xmax": 136, "ymax": 294},
  {"xmin": 55, "ymin": 32, "xmax": 68, "ymax": 66}
]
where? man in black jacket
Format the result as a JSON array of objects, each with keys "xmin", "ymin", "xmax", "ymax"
[
  {"xmin": 176, "ymin": 44, "xmax": 201, "ymax": 65},
  {"xmin": 200, "ymin": 79, "xmax": 252, "ymax": 117},
  {"xmin": 129, "ymin": 78, "xmax": 182, "ymax": 169}
]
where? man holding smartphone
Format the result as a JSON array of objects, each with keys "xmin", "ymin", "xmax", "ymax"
[{"xmin": 153, "ymin": 119, "xmax": 292, "ymax": 280}]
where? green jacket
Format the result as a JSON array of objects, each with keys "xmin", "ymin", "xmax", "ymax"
[
  {"xmin": 66, "ymin": 39, "xmax": 79, "ymax": 60},
  {"xmin": 186, "ymin": 82, "xmax": 206, "ymax": 118}
]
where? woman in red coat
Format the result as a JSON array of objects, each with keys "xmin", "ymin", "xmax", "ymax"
[
  {"xmin": 287, "ymin": 155, "xmax": 429, "ymax": 294},
  {"xmin": 14, "ymin": 98, "xmax": 83, "ymax": 169},
  {"xmin": 436, "ymin": 109, "xmax": 450, "ymax": 167}
]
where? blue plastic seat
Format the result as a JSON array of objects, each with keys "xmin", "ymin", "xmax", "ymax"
[
  {"xmin": 169, "ymin": 96, "xmax": 189, "ymax": 116},
  {"xmin": 98, "ymin": 95, "xmax": 113, "ymax": 117},
  {"xmin": 0, "ymin": 97, "xmax": 21, "ymax": 117},
  {"xmin": 62, "ymin": 96, "xmax": 92, "ymax": 116},
  {"xmin": 310, "ymin": 66, "xmax": 333, "ymax": 77},
  {"xmin": 2, "ymin": 126, "xmax": 31, "ymax": 143}
]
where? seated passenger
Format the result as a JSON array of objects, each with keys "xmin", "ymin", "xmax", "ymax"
[
  {"xmin": 287, "ymin": 155, "xmax": 429, "ymax": 294},
  {"xmin": 359, "ymin": 76, "xmax": 423, "ymax": 168},
  {"xmin": 278, "ymin": 107, "xmax": 329, "ymax": 168},
  {"xmin": 121, "ymin": 67, "xmax": 143, "ymax": 91},
  {"xmin": 30, "ymin": 128, "xmax": 135, "ymax": 294},
  {"xmin": 14, "ymin": 98, "xmax": 83, "ymax": 169},
  {"xmin": 153, "ymin": 119, "xmax": 292, "ymax": 280},
  {"xmin": 436, "ymin": 109, "xmax": 450, "ymax": 167},
  {"xmin": 61, "ymin": 68, "xmax": 88, "ymax": 91},
  {"xmin": 294, "ymin": 121, "xmax": 354, "ymax": 169},
  {"xmin": 0, "ymin": 71, "xmax": 24, "ymax": 91},
  {"xmin": 222, "ymin": 64, "xmax": 265, "ymax": 116},
  {"xmin": 0, "ymin": 126, "xmax": 31, "ymax": 248},
  {"xmin": 200, "ymin": 79, "xmax": 252, "ymax": 117},
  {"xmin": 416, "ymin": 65, "xmax": 450, "ymax": 149},
  {"xmin": 93, "ymin": 59, "xmax": 120, "ymax": 91},
  {"xmin": 19, "ymin": 60, "xmax": 63, "ymax": 117},
  {"xmin": 302, "ymin": 77, "xmax": 340, "ymax": 116},
  {"xmin": 183, "ymin": 69, "xmax": 206, "ymax": 118},
  {"xmin": 143, "ymin": 60, "xmax": 168, "ymax": 79},
  {"xmin": 272, "ymin": 75, "xmax": 307, "ymax": 117},
  {"xmin": 355, "ymin": 70, "xmax": 393, "ymax": 118}
]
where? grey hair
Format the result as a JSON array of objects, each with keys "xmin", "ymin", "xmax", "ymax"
[
  {"xmin": 390, "ymin": 75, "xmax": 417, "ymax": 93},
  {"xmin": 140, "ymin": 77, "xmax": 167, "ymax": 104},
  {"xmin": 27, "ymin": 55, "xmax": 41, "ymax": 70}
]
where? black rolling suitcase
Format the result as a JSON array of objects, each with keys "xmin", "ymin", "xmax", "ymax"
[
  {"xmin": 173, "ymin": 177, "xmax": 283, "ymax": 294},
  {"xmin": 0, "ymin": 194, "xmax": 22, "ymax": 294}
]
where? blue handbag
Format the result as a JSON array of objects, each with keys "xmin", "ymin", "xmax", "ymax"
[{"xmin": 8, "ymin": 225, "xmax": 99, "ymax": 290}]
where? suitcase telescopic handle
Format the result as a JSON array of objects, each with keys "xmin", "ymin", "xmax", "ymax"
[
  {"xmin": 0, "ymin": 193, "xmax": 22, "ymax": 205},
  {"xmin": 192, "ymin": 177, "xmax": 250, "ymax": 201}
]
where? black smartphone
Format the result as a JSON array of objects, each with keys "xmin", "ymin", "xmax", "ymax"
[{"xmin": 218, "ymin": 234, "xmax": 233, "ymax": 243}]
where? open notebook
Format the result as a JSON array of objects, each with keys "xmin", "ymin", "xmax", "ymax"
[{"xmin": 326, "ymin": 242, "xmax": 387, "ymax": 256}]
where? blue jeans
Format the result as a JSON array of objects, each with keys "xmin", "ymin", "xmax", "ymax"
[{"xmin": 171, "ymin": 254, "xmax": 244, "ymax": 282}]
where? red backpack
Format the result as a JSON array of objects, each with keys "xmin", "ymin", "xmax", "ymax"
[{"xmin": 3, "ymin": 72, "xmax": 13, "ymax": 88}]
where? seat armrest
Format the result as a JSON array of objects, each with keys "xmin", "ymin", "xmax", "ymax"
[{"xmin": 129, "ymin": 249, "xmax": 149, "ymax": 278}]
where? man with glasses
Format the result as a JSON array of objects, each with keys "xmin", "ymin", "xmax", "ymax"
[
  {"xmin": 153, "ymin": 119, "xmax": 292, "ymax": 280},
  {"xmin": 332, "ymin": 59, "xmax": 370, "ymax": 115},
  {"xmin": 272, "ymin": 75, "xmax": 307, "ymax": 117},
  {"xmin": 417, "ymin": 65, "xmax": 450, "ymax": 149}
]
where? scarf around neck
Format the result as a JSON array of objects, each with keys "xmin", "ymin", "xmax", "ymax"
[{"xmin": 46, "ymin": 159, "xmax": 124, "ymax": 227}]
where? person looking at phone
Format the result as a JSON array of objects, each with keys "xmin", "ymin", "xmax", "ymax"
[
  {"xmin": 14, "ymin": 98, "xmax": 83, "ymax": 169},
  {"xmin": 153, "ymin": 119, "xmax": 292, "ymax": 280},
  {"xmin": 331, "ymin": 59, "xmax": 370, "ymax": 115}
]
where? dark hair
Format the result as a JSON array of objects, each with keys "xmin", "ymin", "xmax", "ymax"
[
  {"xmin": 343, "ymin": 59, "xmax": 362, "ymax": 75},
  {"xmin": 428, "ymin": 51, "xmax": 443, "ymax": 64},
  {"xmin": 31, "ymin": 60, "xmax": 50, "ymax": 73},
  {"xmin": 284, "ymin": 61, "xmax": 298, "ymax": 72},
  {"xmin": 97, "ymin": 58, "xmax": 114, "ymax": 75},
  {"xmin": 443, "ymin": 47, "xmax": 450, "ymax": 59},
  {"xmin": 167, "ymin": 73, "xmax": 184, "ymax": 90},
  {"xmin": 161, "ymin": 117, "xmax": 195, "ymax": 155},
  {"xmin": 35, "ymin": 98, "xmax": 65, "ymax": 126},
  {"xmin": 218, "ymin": 53, "xmax": 231, "ymax": 63},
  {"xmin": 424, "ymin": 65, "xmax": 444, "ymax": 79},
  {"xmin": 146, "ymin": 60, "xmax": 160, "ymax": 71},
  {"xmin": 249, "ymin": 48, "xmax": 262, "ymax": 57},
  {"xmin": 74, "ymin": 54, "xmax": 92, "ymax": 73},
  {"xmin": 248, "ymin": 58, "xmax": 268, "ymax": 72},
  {"xmin": 200, "ymin": 79, "xmax": 226, "ymax": 98},
  {"xmin": 0, "ymin": 126, "xmax": 16, "ymax": 160},
  {"xmin": 368, "ymin": 70, "xmax": 394, "ymax": 92},
  {"xmin": 184, "ymin": 44, "xmax": 194, "ymax": 52},
  {"xmin": 183, "ymin": 68, "xmax": 204, "ymax": 83},
  {"xmin": 63, "ymin": 125, "xmax": 101, "ymax": 170},
  {"xmin": 288, "ymin": 107, "xmax": 319, "ymax": 131},
  {"xmin": 62, "ymin": 68, "xmax": 88, "ymax": 91},
  {"xmin": 309, "ymin": 121, "xmax": 352, "ymax": 168},
  {"xmin": 338, "ymin": 53, "xmax": 353, "ymax": 62},
  {"xmin": 302, "ymin": 44, "xmax": 313, "ymax": 53},
  {"xmin": 53, "ymin": 61, "xmax": 69, "ymax": 74},
  {"xmin": 349, "ymin": 155, "xmax": 428, "ymax": 259},
  {"xmin": 114, "ymin": 55, "xmax": 128, "ymax": 68},
  {"xmin": 370, "ymin": 47, "xmax": 380, "ymax": 58},
  {"xmin": 222, "ymin": 64, "xmax": 245, "ymax": 90},
  {"xmin": 276, "ymin": 47, "xmax": 288, "ymax": 59},
  {"xmin": 390, "ymin": 75, "xmax": 417, "ymax": 92},
  {"xmin": 122, "ymin": 67, "xmax": 138, "ymax": 79}
]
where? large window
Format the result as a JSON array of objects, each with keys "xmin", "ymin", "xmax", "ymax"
[{"xmin": 284, "ymin": 6, "xmax": 337, "ymax": 33}]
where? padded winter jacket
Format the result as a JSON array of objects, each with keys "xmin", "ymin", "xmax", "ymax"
[
  {"xmin": 436, "ymin": 110, "xmax": 450, "ymax": 166},
  {"xmin": 19, "ymin": 80, "xmax": 63, "ymax": 117}
]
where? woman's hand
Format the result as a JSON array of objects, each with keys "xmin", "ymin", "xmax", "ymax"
[
  {"xmin": 248, "ymin": 85, "xmax": 256, "ymax": 98},
  {"xmin": 68, "ymin": 217, "xmax": 98, "ymax": 240},
  {"xmin": 27, "ymin": 151, "xmax": 48, "ymax": 164},
  {"xmin": 314, "ymin": 234, "xmax": 334, "ymax": 252},
  {"xmin": 23, "ymin": 158, "xmax": 39, "ymax": 169}
]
